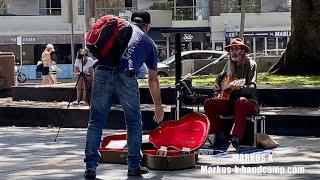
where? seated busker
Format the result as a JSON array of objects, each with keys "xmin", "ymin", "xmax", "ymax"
[{"xmin": 204, "ymin": 38, "xmax": 257, "ymax": 153}]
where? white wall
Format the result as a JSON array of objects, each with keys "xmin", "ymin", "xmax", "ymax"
[
  {"xmin": 7, "ymin": 0, "xmax": 39, "ymax": 15},
  {"xmin": 147, "ymin": 10, "xmax": 172, "ymax": 28},
  {"xmin": 0, "ymin": 16, "xmax": 85, "ymax": 35},
  {"xmin": 172, "ymin": 20, "xmax": 209, "ymax": 28},
  {"xmin": 209, "ymin": 12, "xmax": 291, "ymax": 43}
]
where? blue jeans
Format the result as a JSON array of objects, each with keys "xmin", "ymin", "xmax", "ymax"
[{"xmin": 84, "ymin": 69, "xmax": 142, "ymax": 171}]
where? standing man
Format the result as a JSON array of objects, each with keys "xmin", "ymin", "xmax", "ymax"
[
  {"xmin": 204, "ymin": 38, "xmax": 257, "ymax": 153},
  {"xmin": 84, "ymin": 11, "xmax": 164, "ymax": 179},
  {"xmin": 41, "ymin": 44, "xmax": 55, "ymax": 84}
]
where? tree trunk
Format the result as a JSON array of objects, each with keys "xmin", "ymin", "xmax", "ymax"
[
  {"xmin": 239, "ymin": 0, "xmax": 246, "ymax": 39},
  {"xmin": 268, "ymin": 0, "xmax": 320, "ymax": 75}
]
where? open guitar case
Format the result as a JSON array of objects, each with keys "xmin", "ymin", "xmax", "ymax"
[{"xmin": 99, "ymin": 112, "xmax": 210, "ymax": 170}]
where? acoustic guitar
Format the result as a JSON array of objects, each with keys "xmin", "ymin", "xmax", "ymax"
[
  {"xmin": 215, "ymin": 59, "xmax": 245, "ymax": 100},
  {"xmin": 217, "ymin": 76, "xmax": 245, "ymax": 100}
]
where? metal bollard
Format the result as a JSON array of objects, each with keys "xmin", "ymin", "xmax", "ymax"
[
  {"xmin": 14, "ymin": 66, "xmax": 18, "ymax": 86},
  {"xmin": 51, "ymin": 70, "xmax": 57, "ymax": 84}
]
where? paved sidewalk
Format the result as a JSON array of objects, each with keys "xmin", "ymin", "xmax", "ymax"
[{"xmin": 0, "ymin": 127, "xmax": 319, "ymax": 180}]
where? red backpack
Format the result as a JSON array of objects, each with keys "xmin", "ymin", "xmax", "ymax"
[{"xmin": 86, "ymin": 15, "xmax": 132, "ymax": 66}]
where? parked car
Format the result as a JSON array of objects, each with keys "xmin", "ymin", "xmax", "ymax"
[
  {"xmin": 248, "ymin": 49, "xmax": 285, "ymax": 60},
  {"xmin": 157, "ymin": 50, "xmax": 228, "ymax": 77}
]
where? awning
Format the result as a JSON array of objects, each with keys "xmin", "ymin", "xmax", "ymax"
[
  {"xmin": 0, "ymin": 34, "xmax": 84, "ymax": 45},
  {"xmin": 234, "ymin": 26, "xmax": 291, "ymax": 32},
  {"xmin": 160, "ymin": 27, "xmax": 210, "ymax": 33},
  {"xmin": 147, "ymin": 29, "xmax": 166, "ymax": 43}
]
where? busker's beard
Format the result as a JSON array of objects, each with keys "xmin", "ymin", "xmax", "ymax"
[{"xmin": 230, "ymin": 48, "xmax": 244, "ymax": 63}]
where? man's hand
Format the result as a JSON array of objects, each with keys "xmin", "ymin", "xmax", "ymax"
[
  {"xmin": 229, "ymin": 79, "xmax": 243, "ymax": 90},
  {"xmin": 154, "ymin": 105, "xmax": 164, "ymax": 123},
  {"xmin": 148, "ymin": 69, "xmax": 164, "ymax": 123},
  {"xmin": 212, "ymin": 84, "xmax": 220, "ymax": 92}
]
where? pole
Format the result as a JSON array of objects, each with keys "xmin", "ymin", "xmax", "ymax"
[
  {"xmin": 240, "ymin": 0, "xmax": 246, "ymax": 39},
  {"xmin": 19, "ymin": 43, "xmax": 22, "ymax": 67},
  {"xmin": 173, "ymin": 0, "xmax": 176, "ymax": 20},
  {"xmin": 83, "ymin": 0, "xmax": 87, "ymax": 48},
  {"xmin": 71, "ymin": 24, "xmax": 75, "ymax": 73},
  {"xmin": 175, "ymin": 33, "xmax": 182, "ymax": 84},
  {"xmin": 192, "ymin": 0, "xmax": 195, "ymax": 20},
  {"xmin": 175, "ymin": 33, "xmax": 181, "ymax": 120},
  {"xmin": 70, "ymin": 0, "xmax": 75, "ymax": 77},
  {"xmin": 166, "ymin": 36, "xmax": 170, "ymax": 58}
]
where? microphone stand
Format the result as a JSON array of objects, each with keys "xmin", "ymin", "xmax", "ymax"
[
  {"xmin": 175, "ymin": 53, "xmax": 228, "ymax": 119},
  {"xmin": 53, "ymin": 54, "xmax": 91, "ymax": 142}
]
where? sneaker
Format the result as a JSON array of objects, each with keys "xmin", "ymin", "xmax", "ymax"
[
  {"xmin": 127, "ymin": 166, "xmax": 149, "ymax": 176},
  {"xmin": 79, "ymin": 100, "xmax": 88, "ymax": 105},
  {"xmin": 84, "ymin": 169, "xmax": 96, "ymax": 179},
  {"xmin": 227, "ymin": 140, "xmax": 240, "ymax": 153},
  {"xmin": 71, "ymin": 100, "xmax": 79, "ymax": 105}
]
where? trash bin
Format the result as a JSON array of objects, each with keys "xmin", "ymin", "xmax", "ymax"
[
  {"xmin": 50, "ymin": 64, "xmax": 60, "ymax": 84},
  {"xmin": 0, "ymin": 52, "xmax": 15, "ymax": 89}
]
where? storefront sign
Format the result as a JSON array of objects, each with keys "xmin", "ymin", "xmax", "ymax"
[
  {"xmin": 16, "ymin": 36, "xmax": 22, "ymax": 45},
  {"xmin": 0, "ymin": 34, "xmax": 84, "ymax": 45},
  {"xmin": 169, "ymin": 33, "xmax": 206, "ymax": 43},
  {"xmin": 226, "ymin": 30, "xmax": 291, "ymax": 38},
  {"xmin": 226, "ymin": 32, "xmax": 238, "ymax": 38},
  {"xmin": 183, "ymin": 34, "xmax": 194, "ymax": 42},
  {"xmin": 13, "ymin": 37, "xmax": 36, "ymax": 45},
  {"xmin": 274, "ymin": 31, "xmax": 291, "ymax": 37}
]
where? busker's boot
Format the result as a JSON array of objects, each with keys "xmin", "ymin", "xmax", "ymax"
[{"xmin": 208, "ymin": 132, "xmax": 229, "ymax": 149}]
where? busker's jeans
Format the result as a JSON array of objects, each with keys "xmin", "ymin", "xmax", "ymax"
[
  {"xmin": 204, "ymin": 97, "xmax": 257, "ymax": 139},
  {"xmin": 84, "ymin": 69, "xmax": 142, "ymax": 171}
]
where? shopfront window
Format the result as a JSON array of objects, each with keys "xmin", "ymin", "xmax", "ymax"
[
  {"xmin": 192, "ymin": 42, "xmax": 201, "ymax": 50},
  {"xmin": 278, "ymin": 37, "xmax": 288, "ymax": 49},
  {"xmin": 267, "ymin": 37, "xmax": 276, "ymax": 50},
  {"xmin": 221, "ymin": 0, "xmax": 261, "ymax": 13},
  {"xmin": 169, "ymin": 0, "xmax": 209, "ymax": 20},
  {"xmin": 215, "ymin": 42, "xmax": 223, "ymax": 51},
  {"xmin": 255, "ymin": 37, "xmax": 265, "ymax": 54},
  {"xmin": 244, "ymin": 37, "xmax": 253, "ymax": 53},
  {"xmin": 39, "ymin": 0, "xmax": 61, "ymax": 16},
  {"xmin": 0, "ymin": 0, "xmax": 8, "ymax": 15},
  {"xmin": 95, "ymin": 0, "xmax": 136, "ymax": 19}
]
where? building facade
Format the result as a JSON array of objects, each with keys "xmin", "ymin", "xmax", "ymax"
[
  {"xmin": 0, "ymin": 0, "xmax": 291, "ymax": 79},
  {"xmin": 0, "ymin": 0, "xmax": 89, "ymax": 66},
  {"xmin": 211, "ymin": 0, "xmax": 291, "ymax": 58}
]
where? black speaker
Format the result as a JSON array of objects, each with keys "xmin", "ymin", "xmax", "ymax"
[{"xmin": 125, "ymin": 0, "xmax": 132, "ymax": 7}]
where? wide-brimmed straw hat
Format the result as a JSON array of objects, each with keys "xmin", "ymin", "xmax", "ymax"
[{"xmin": 225, "ymin": 38, "xmax": 250, "ymax": 53}]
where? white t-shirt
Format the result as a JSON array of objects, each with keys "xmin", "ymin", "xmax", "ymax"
[{"xmin": 74, "ymin": 57, "xmax": 95, "ymax": 73}]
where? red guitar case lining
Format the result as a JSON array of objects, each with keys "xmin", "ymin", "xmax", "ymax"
[{"xmin": 99, "ymin": 113, "xmax": 210, "ymax": 170}]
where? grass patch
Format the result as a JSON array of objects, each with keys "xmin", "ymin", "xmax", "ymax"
[{"xmin": 138, "ymin": 73, "xmax": 320, "ymax": 86}]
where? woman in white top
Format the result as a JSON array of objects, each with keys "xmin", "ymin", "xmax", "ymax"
[{"xmin": 72, "ymin": 49, "xmax": 95, "ymax": 105}]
